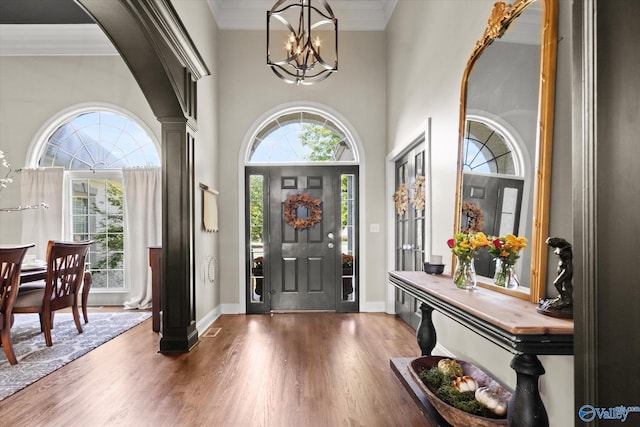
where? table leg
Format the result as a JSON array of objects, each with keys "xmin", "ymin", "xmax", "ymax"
[
  {"xmin": 508, "ymin": 353, "xmax": 549, "ymax": 427},
  {"xmin": 417, "ymin": 303, "xmax": 436, "ymax": 356}
]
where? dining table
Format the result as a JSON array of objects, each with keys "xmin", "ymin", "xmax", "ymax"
[{"xmin": 19, "ymin": 266, "xmax": 47, "ymax": 284}]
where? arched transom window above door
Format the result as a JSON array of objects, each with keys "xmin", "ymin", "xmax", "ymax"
[{"xmin": 248, "ymin": 111, "xmax": 355, "ymax": 163}]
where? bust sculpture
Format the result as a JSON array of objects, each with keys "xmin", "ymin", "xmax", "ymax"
[{"xmin": 537, "ymin": 237, "xmax": 573, "ymax": 319}]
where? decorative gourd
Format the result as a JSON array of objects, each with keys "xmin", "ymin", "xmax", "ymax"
[
  {"xmin": 437, "ymin": 358, "xmax": 463, "ymax": 377},
  {"xmin": 451, "ymin": 375, "xmax": 478, "ymax": 392},
  {"xmin": 475, "ymin": 386, "xmax": 508, "ymax": 416}
]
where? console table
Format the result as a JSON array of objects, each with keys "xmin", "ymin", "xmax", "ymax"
[{"xmin": 388, "ymin": 271, "xmax": 573, "ymax": 427}]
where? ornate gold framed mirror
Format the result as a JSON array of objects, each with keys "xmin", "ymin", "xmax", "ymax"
[{"xmin": 453, "ymin": 0, "xmax": 558, "ymax": 302}]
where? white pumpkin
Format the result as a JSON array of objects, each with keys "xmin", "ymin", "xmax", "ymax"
[{"xmin": 475, "ymin": 386, "xmax": 507, "ymax": 416}]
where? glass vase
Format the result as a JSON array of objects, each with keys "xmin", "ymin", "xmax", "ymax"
[
  {"xmin": 453, "ymin": 257, "xmax": 477, "ymax": 290},
  {"xmin": 494, "ymin": 258, "xmax": 520, "ymax": 289}
]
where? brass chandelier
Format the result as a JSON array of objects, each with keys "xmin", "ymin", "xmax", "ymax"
[{"xmin": 267, "ymin": 0, "xmax": 338, "ymax": 85}]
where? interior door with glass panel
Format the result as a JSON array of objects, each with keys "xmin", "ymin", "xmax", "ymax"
[
  {"xmin": 394, "ymin": 146, "xmax": 426, "ymax": 271},
  {"xmin": 394, "ymin": 142, "xmax": 426, "ymax": 328}
]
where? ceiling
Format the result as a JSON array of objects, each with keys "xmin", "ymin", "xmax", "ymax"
[
  {"xmin": 209, "ymin": 0, "xmax": 398, "ymax": 31},
  {"xmin": 0, "ymin": 0, "xmax": 397, "ymax": 30},
  {"xmin": 0, "ymin": 0, "xmax": 396, "ymax": 56}
]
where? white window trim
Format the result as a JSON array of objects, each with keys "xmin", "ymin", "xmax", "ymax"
[{"xmin": 65, "ymin": 169, "xmax": 128, "ymax": 294}]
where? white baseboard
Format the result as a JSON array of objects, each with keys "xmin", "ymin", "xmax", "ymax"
[
  {"xmin": 361, "ymin": 300, "xmax": 386, "ymax": 312},
  {"xmin": 196, "ymin": 305, "xmax": 222, "ymax": 334},
  {"xmin": 432, "ymin": 343, "xmax": 456, "ymax": 358}
]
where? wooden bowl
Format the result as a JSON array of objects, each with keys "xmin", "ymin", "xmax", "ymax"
[{"xmin": 409, "ymin": 355, "xmax": 511, "ymax": 427}]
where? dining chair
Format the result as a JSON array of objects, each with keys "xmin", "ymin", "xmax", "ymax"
[
  {"xmin": 13, "ymin": 240, "xmax": 92, "ymax": 347},
  {"xmin": 0, "ymin": 243, "xmax": 35, "ymax": 365},
  {"xmin": 81, "ymin": 271, "xmax": 93, "ymax": 324}
]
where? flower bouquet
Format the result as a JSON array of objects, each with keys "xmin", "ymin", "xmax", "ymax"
[
  {"xmin": 488, "ymin": 234, "xmax": 527, "ymax": 289},
  {"xmin": 447, "ymin": 232, "xmax": 490, "ymax": 289}
]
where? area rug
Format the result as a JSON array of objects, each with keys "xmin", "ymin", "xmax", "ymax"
[{"xmin": 0, "ymin": 311, "xmax": 151, "ymax": 401}]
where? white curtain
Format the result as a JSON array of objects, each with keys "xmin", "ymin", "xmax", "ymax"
[
  {"xmin": 20, "ymin": 168, "xmax": 64, "ymax": 260},
  {"xmin": 122, "ymin": 167, "xmax": 161, "ymax": 310}
]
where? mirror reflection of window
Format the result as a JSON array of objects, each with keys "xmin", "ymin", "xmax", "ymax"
[
  {"xmin": 462, "ymin": 119, "xmax": 527, "ymax": 286},
  {"xmin": 463, "ymin": 119, "xmax": 517, "ymax": 175}
]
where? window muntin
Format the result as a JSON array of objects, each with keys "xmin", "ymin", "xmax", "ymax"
[
  {"xmin": 71, "ymin": 176, "xmax": 124, "ymax": 290},
  {"xmin": 249, "ymin": 111, "xmax": 354, "ymax": 163},
  {"xmin": 249, "ymin": 174, "xmax": 265, "ymax": 304},
  {"xmin": 40, "ymin": 111, "xmax": 159, "ymax": 169},
  {"xmin": 463, "ymin": 119, "xmax": 516, "ymax": 175}
]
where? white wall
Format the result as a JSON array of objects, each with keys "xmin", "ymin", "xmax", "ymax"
[
  {"xmin": 217, "ymin": 30, "xmax": 387, "ymax": 311},
  {"xmin": 385, "ymin": 1, "xmax": 574, "ymax": 425}
]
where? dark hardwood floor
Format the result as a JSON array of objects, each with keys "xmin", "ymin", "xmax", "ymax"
[{"xmin": 0, "ymin": 311, "xmax": 432, "ymax": 426}]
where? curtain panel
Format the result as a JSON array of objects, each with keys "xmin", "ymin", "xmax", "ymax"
[
  {"xmin": 122, "ymin": 167, "xmax": 161, "ymax": 310},
  {"xmin": 20, "ymin": 168, "xmax": 64, "ymax": 260}
]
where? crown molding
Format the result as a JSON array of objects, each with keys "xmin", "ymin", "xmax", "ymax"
[
  {"xmin": 0, "ymin": 24, "xmax": 117, "ymax": 56},
  {"xmin": 0, "ymin": 0, "xmax": 398, "ymax": 57},
  {"xmin": 208, "ymin": 0, "xmax": 397, "ymax": 31}
]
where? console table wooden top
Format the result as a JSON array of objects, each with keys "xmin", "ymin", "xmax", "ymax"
[
  {"xmin": 389, "ymin": 271, "xmax": 573, "ymax": 336},
  {"xmin": 390, "ymin": 270, "xmax": 573, "ymax": 426}
]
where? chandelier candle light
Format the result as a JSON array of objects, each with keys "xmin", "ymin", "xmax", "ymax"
[{"xmin": 267, "ymin": 0, "xmax": 338, "ymax": 85}]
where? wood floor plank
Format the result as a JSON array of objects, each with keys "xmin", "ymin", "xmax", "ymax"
[{"xmin": 0, "ymin": 312, "xmax": 432, "ymax": 426}]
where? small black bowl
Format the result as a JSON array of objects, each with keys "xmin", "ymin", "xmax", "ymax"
[{"xmin": 423, "ymin": 262, "xmax": 445, "ymax": 275}]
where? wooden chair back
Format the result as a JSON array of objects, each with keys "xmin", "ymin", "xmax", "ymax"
[
  {"xmin": 0, "ymin": 244, "xmax": 35, "ymax": 364},
  {"xmin": 13, "ymin": 240, "xmax": 92, "ymax": 347},
  {"xmin": 44, "ymin": 240, "xmax": 92, "ymax": 313}
]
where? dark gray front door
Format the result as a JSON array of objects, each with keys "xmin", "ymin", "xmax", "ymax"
[
  {"xmin": 461, "ymin": 172, "xmax": 524, "ymax": 277},
  {"xmin": 268, "ymin": 167, "xmax": 339, "ymax": 311}
]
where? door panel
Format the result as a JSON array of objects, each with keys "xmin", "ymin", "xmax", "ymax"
[
  {"xmin": 461, "ymin": 172, "xmax": 524, "ymax": 277},
  {"xmin": 394, "ymin": 143, "xmax": 426, "ymax": 329},
  {"xmin": 269, "ymin": 167, "xmax": 338, "ymax": 311}
]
